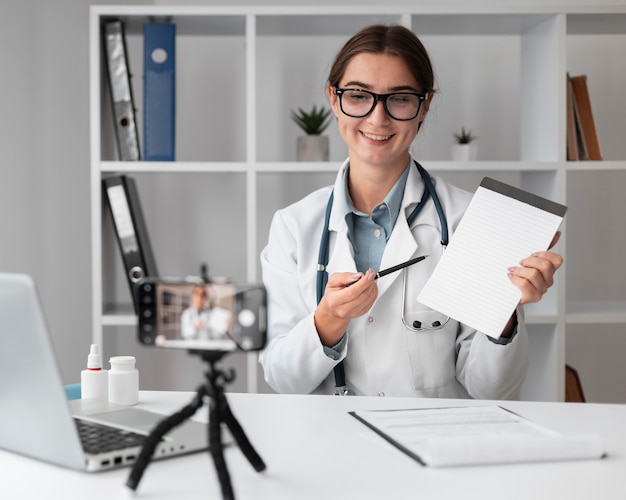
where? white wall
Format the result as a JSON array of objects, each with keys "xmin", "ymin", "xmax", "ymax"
[
  {"xmin": 1, "ymin": 0, "xmax": 92, "ymax": 384},
  {"xmin": 0, "ymin": 0, "xmax": 147, "ymax": 385}
]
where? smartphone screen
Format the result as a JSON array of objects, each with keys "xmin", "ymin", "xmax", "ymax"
[{"xmin": 138, "ymin": 280, "xmax": 266, "ymax": 352}]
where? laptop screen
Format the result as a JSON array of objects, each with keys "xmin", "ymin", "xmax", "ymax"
[{"xmin": 0, "ymin": 273, "xmax": 86, "ymax": 469}]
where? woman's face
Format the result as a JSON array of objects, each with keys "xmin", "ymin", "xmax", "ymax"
[{"xmin": 328, "ymin": 53, "xmax": 429, "ymax": 175}]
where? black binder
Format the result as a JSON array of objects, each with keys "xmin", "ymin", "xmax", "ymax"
[
  {"xmin": 102, "ymin": 175, "xmax": 159, "ymax": 312},
  {"xmin": 102, "ymin": 20, "xmax": 141, "ymax": 161}
]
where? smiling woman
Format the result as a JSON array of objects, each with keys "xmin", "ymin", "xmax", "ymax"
[
  {"xmin": 258, "ymin": 24, "xmax": 563, "ymax": 400},
  {"xmin": 326, "ymin": 51, "xmax": 428, "ymax": 206}
]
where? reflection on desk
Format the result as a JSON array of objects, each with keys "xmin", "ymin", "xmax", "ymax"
[{"xmin": 1, "ymin": 391, "xmax": 625, "ymax": 500}]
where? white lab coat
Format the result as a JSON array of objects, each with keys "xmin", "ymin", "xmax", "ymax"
[
  {"xmin": 180, "ymin": 306, "xmax": 231, "ymax": 341},
  {"xmin": 259, "ymin": 158, "xmax": 528, "ymax": 399}
]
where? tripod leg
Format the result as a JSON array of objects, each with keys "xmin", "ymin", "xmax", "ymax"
[
  {"xmin": 208, "ymin": 395, "xmax": 236, "ymax": 500},
  {"xmin": 125, "ymin": 385, "xmax": 207, "ymax": 492},
  {"xmin": 216, "ymin": 389, "xmax": 266, "ymax": 473},
  {"xmin": 203, "ymin": 357, "xmax": 265, "ymax": 500}
]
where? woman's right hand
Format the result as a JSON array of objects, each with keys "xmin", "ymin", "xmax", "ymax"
[{"xmin": 314, "ymin": 269, "xmax": 378, "ymax": 347}]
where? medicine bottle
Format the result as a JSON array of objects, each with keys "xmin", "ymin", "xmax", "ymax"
[
  {"xmin": 81, "ymin": 344, "xmax": 108, "ymax": 401},
  {"xmin": 108, "ymin": 356, "xmax": 139, "ymax": 406}
]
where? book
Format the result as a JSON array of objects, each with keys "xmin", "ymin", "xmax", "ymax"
[
  {"xmin": 102, "ymin": 21, "xmax": 141, "ymax": 161},
  {"xmin": 569, "ymin": 74, "xmax": 602, "ymax": 161},
  {"xmin": 566, "ymin": 74, "xmax": 579, "ymax": 161},
  {"xmin": 102, "ymin": 175, "xmax": 159, "ymax": 312},
  {"xmin": 350, "ymin": 405, "xmax": 605, "ymax": 467}
]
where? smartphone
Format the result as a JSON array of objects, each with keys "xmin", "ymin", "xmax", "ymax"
[{"xmin": 137, "ymin": 279, "xmax": 267, "ymax": 352}]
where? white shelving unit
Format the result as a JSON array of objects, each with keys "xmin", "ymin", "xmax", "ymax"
[{"xmin": 90, "ymin": 2, "xmax": 626, "ymax": 401}]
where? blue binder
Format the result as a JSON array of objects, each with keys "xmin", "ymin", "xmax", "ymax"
[{"xmin": 143, "ymin": 23, "xmax": 175, "ymax": 161}]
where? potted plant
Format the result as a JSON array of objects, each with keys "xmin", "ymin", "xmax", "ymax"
[
  {"xmin": 291, "ymin": 105, "xmax": 333, "ymax": 161},
  {"xmin": 451, "ymin": 127, "xmax": 478, "ymax": 161}
]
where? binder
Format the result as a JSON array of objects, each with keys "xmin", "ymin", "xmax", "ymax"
[
  {"xmin": 569, "ymin": 74, "xmax": 602, "ymax": 161},
  {"xmin": 102, "ymin": 21, "xmax": 141, "ymax": 161},
  {"xmin": 143, "ymin": 22, "xmax": 176, "ymax": 161},
  {"xmin": 102, "ymin": 175, "xmax": 159, "ymax": 312}
]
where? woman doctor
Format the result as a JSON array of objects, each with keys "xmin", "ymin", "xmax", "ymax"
[{"xmin": 259, "ymin": 24, "xmax": 563, "ymax": 399}]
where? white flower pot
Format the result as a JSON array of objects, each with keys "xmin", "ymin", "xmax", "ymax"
[
  {"xmin": 297, "ymin": 135, "xmax": 329, "ymax": 162},
  {"xmin": 451, "ymin": 143, "xmax": 477, "ymax": 161}
]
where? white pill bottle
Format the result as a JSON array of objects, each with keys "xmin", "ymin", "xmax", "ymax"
[{"xmin": 108, "ymin": 356, "xmax": 139, "ymax": 406}]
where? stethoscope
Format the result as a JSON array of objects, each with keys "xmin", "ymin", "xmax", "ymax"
[{"xmin": 316, "ymin": 160, "xmax": 450, "ymax": 395}]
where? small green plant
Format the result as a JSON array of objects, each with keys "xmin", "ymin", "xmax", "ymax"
[
  {"xmin": 453, "ymin": 127, "xmax": 477, "ymax": 144},
  {"xmin": 291, "ymin": 105, "xmax": 333, "ymax": 136}
]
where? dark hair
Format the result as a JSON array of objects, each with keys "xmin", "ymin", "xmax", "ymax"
[{"xmin": 327, "ymin": 24, "xmax": 435, "ymax": 94}]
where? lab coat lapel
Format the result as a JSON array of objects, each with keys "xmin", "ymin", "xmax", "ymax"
[
  {"xmin": 376, "ymin": 160, "xmax": 424, "ymax": 298},
  {"xmin": 376, "ymin": 216, "xmax": 417, "ymax": 297},
  {"xmin": 326, "ymin": 159, "xmax": 357, "ymax": 277},
  {"xmin": 326, "ymin": 228, "xmax": 357, "ymax": 276}
]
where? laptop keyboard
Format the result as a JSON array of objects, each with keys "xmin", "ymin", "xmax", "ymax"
[{"xmin": 74, "ymin": 418, "xmax": 147, "ymax": 454}]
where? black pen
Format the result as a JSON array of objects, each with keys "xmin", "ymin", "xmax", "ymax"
[{"xmin": 346, "ymin": 255, "xmax": 428, "ymax": 287}]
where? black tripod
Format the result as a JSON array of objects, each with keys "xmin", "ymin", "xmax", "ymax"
[{"xmin": 125, "ymin": 350, "xmax": 266, "ymax": 499}]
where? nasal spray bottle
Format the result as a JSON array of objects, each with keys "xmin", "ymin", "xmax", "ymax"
[{"xmin": 81, "ymin": 344, "xmax": 108, "ymax": 401}]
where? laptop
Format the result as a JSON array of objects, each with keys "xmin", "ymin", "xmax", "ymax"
[{"xmin": 0, "ymin": 273, "xmax": 209, "ymax": 472}]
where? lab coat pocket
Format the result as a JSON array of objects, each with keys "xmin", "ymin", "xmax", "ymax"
[{"xmin": 403, "ymin": 310, "xmax": 456, "ymax": 390}]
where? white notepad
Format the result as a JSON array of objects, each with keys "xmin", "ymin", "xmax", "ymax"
[{"xmin": 417, "ymin": 177, "xmax": 567, "ymax": 338}]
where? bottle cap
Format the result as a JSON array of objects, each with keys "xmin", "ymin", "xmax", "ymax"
[
  {"xmin": 109, "ymin": 356, "xmax": 136, "ymax": 371},
  {"xmin": 87, "ymin": 344, "xmax": 102, "ymax": 370}
]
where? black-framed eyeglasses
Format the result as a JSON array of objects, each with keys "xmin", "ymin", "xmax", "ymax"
[{"xmin": 334, "ymin": 87, "xmax": 428, "ymax": 121}]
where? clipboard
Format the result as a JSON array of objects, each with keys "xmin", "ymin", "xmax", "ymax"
[{"xmin": 350, "ymin": 405, "xmax": 604, "ymax": 467}]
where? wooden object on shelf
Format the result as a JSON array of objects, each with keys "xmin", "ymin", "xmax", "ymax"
[
  {"xmin": 565, "ymin": 74, "xmax": 579, "ymax": 161},
  {"xmin": 565, "ymin": 365, "xmax": 586, "ymax": 403},
  {"xmin": 569, "ymin": 74, "xmax": 602, "ymax": 161}
]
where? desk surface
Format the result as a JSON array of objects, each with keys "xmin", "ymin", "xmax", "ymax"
[{"xmin": 2, "ymin": 391, "xmax": 625, "ymax": 500}]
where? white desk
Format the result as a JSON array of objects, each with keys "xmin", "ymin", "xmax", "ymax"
[{"xmin": 2, "ymin": 391, "xmax": 625, "ymax": 500}]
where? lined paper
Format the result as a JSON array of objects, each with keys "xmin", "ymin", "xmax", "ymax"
[{"xmin": 417, "ymin": 178, "xmax": 566, "ymax": 338}]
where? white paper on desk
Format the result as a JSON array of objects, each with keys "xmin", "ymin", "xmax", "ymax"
[
  {"xmin": 417, "ymin": 177, "xmax": 566, "ymax": 338},
  {"xmin": 350, "ymin": 406, "xmax": 605, "ymax": 468}
]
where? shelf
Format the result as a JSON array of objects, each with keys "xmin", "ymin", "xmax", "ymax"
[
  {"xmin": 410, "ymin": 14, "xmax": 556, "ymax": 35},
  {"xmin": 102, "ymin": 304, "xmax": 136, "ymax": 327},
  {"xmin": 566, "ymin": 161, "xmax": 626, "ymax": 172},
  {"xmin": 566, "ymin": 301, "xmax": 626, "ymax": 324},
  {"xmin": 525, "ymin": 315, "xmax": 559, "ymax": 325},
  {"xmin": 524, "ymin": 299, "xmax": 559, "ymax": 325},
  {"xmin": 567, "ymin": 13, "xmax": 626, "ymax": 35},
  {"xmin": 101, "ymin": 311, "xmax": 559, "ymax": 329},
  {"xmin": 98, "ymin": 160, "xmax": 562, "ymax": 174},
  {"xmin": 99, "ymin": 161, "xmax": 253, "ymax": 173},
  {"xmin": 91, "ymin": 3, "xmax": 626, "ymax": 401}
]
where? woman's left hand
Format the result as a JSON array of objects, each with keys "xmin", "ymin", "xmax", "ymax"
[{"xmin": 508, "ymin": 231, "xmax": 563, "ymax": 305}]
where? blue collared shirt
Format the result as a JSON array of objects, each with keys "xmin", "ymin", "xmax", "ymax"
[{"xmin": 339, "ymin": 163, "xmax": 410, "ymax": 273}]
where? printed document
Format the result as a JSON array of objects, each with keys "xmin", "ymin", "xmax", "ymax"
[
  {"xmin": 417, "ymin": 177, "xmax": 567, "ymax": 338},
  {"xmin": 350, "ymin": 406, "xmax": 604, "ymax": 467}
]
